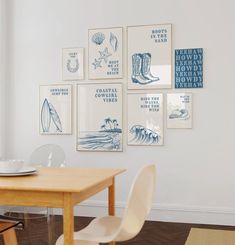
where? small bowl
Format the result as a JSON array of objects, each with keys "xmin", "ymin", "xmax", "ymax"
[{"xmin": 0, "ymin": 159, "xmax": 24, "ymax": 173}]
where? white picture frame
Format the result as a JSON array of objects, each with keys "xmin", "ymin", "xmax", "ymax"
[
  {"xmin": 39, "ymin": 84, "xmax": 72, "ymax": 134},
  {"xmin": 88, "ymin": 27, "xmax": 123, "ymax": 79},
  {"xmin": 77, "ymin": 83, "xmax": 123, "ymax": 151},
  {"xmin": 127, "ymin": 24, "xmax": 172, "ymax": 89},
  {"xmin": 62, "ymin": 47, "xmax": 84, "ymax": 80},
  {"xmin": 127, "ymin": 93, "xmax": 163, "ymax": 146},
  {"xmin": 167, "ymin": 93, "xmax": 193, "ymax": 128}
]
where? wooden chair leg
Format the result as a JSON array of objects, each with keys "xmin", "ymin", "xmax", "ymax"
[{"xmin": 2, "ymin": 228, "xmax": 18, "ymax": 245}]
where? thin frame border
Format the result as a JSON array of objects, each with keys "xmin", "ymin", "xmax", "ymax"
[
  {"xmin": 166, "ymin": 92, "xmax": 193, "ymax": 129},
  {"xmin": 39, "ymin": 84, "xmax": 73, "ymax": 135},
  {"xmin": 62, "ymin": 47, "xmax": 85, "ymax": 81},
  {"xmin": 76, "ymin": 82, "xmax": 123, "ymax": 152},
  {"xmin": 88, "ymin": 27, "xmax": 124, "ymax": 80},
  {"xmin": 127, "ymin": 92, "xmax": 164, "ymax": 146},
  {"xmin": 127, "ymin": 23, "xmax": 172, "ymax": 90}
]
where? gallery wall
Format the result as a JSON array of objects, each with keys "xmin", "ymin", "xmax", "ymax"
[{"xmin": 4, "ymin": 0, "xmax": 235, "ymax": 224}]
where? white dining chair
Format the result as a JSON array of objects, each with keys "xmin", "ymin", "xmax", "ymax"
[{"xmin": 56, "ymin": 164, "xmax": 156, "ymax": 245}]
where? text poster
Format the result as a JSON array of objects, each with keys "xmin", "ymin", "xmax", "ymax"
[{"xmin": 175, "ymin": 48, "xmax": 203, "ymax": 88}]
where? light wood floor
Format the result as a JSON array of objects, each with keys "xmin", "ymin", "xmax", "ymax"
[{"xmin": 185, "ymin": 228, "xmax": 235, "ymax": 245}]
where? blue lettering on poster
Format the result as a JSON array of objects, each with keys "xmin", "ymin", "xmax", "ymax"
[
  {"xmin": 175, "ymin": 48, "xmax": 203, "ymax": 88},
  {"xmin": 140, "ymin": 96, "xmax": 159, "ymax": 112},
  {"xmin": 95, "ymin": 88, "xmax": 118, "ymax": 103}
]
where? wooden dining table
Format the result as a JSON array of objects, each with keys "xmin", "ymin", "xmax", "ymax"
[{"xmin": 0, "ymin": 167, "xmax": 125, "ymax": 245}]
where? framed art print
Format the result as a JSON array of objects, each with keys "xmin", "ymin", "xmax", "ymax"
[
  {"xmin": 127, "ymin": 93, "xmax": 163, "ymax": 145},
  {"xmin": 62, "ymin": 47, "xmax": 84, "ymax": 80},
  {"xmin": 167, "ymin": 93, "xmax": 192, "ymax": 128},
  {"xmin": 175, "ymin": 48, "xmax": 203, "ymax": 88},
  {"xmin": 77, "ymin": 83, "xmax": 122, "ymax": 151},
  {"xmin": 88, "ymin": 27, "xmax": 123, "ymax": 79},
  {"xmin": 127, "ymin": 24, "xmax": 172, "ymax": 89},
  {"xmin": 40, "ymin": 84, "xmax": 72, "ymax": 134}
]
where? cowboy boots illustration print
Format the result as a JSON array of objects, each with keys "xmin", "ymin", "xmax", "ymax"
[
  {"xmin": 131, "ymin": 54, "xmax": 152, "ymax": 84},
  {"xmin": 141, "ymin": 53, "xmax": 160, "ymax": 81}
]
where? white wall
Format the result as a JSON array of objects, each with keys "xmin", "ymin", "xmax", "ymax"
[
  {"xmin": 0, "ymin": 0, "xmax": 6, "ymax": 157},
  {"xmin": 5, "ymin": 0, "xmax": 235, "ymax": 225}
]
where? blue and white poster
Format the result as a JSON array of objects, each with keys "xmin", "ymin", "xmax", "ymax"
[
  {"xmin": 88, "ymin": 27, "xmax": 123, "ymax": 79},
  {"xmin": 40, "ymin": 84, "xmax": 72, "ymax": 134},
  {"xmin": 77, "ymin": 83, "xmax": 122, "ymax": 151},
  {"xmin": 62, "ymin": 47, "xmax": 84, "ymax": 80},
  {"xmin": 127, "ymin": 24, "xmax": 172, "ymax": 89},
  {"xmin": 175, "ymin": 48, "xmax": 203, "ymax": 88},
  {"xmin": 167, "ymin": 93, "xmax": 192, "ymax": 128},
  {"xmin": 127, "ymin": 93, "xmax": 163, "ymax": 146}
]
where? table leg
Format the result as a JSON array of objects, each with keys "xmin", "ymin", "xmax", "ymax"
[
  {"xmin": 2, "ymin": 228, "xmax": 18, "ymax": 245},
  {"xmin": 63, "ymin": 193, "xmax": 74, "ymax": 245},
  {"xmin": 108, "ymin": 177, "xmax": 115, "ymax": 245}
]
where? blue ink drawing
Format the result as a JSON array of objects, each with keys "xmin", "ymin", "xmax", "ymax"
[
  {"xmin": 79, "ymin": 118, "xmax": 122, "ymax": 150},
  {"xmin": 169, "ymin": 109, "xmax": 189, "ymax": 120},
  {"xmin": 132, "ymin": 53, "xmax": 159, "ymax": 85},
  {"xmin": 99, "ymin": 47, "xmax": 112, "ymax": 63},
  {"xmin": 67, "ymin": 59, "xmax": 79, "ymax": 73},
  {"xmin": 130, "ymin": 125, "xmax": 160, "ymax": 144},
  {"xmin": 92, "ymin": 58, "xmax": 102, "ymax": 69},
  {"xmin": 41, "ymin": 98, "xmax": 62, "ymax": 133},
  {"xmin": 92, "ymin": 32, "xmax": 105, "ymax": 45},
  {"xmin": 175, "ymin": 48, "xmax": 203, "ymax": 88},
  {"xmin": 110, "ymin": 32, "xmax": 118, "ymax": 52}
]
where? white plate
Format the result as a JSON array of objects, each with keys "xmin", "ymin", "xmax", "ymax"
[{"xmin": 0, "ymin": 167, "xmax": 37, "ymax": 176}]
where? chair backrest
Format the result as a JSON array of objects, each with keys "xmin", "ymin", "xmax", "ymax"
[
  {"xmin": 115, "ymin": 164, "xmax": 156, "ymax": 242},
  {"xmin": 29, "ymin": 144, "xmax": 66, "ymax": 168}
]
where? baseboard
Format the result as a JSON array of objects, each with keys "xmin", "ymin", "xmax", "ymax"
[{"xmin": 53, "ymin": 201, "xmax": 235, "ymax": 226}]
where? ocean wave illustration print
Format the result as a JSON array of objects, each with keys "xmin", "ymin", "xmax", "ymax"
[
  {"xmin": 110, "ymin": 32, "xmax": 118, "ymax": 52},
  {"xmin": 92, "ymin": 32, "xmax": 105, "ymax": 45},
  {"xmin": 130, "ymin": 125, "xmax": 160, "ymax": 144},
  {"xmin": 78, "ymin": 118, "xmax": 122, "ymax": 150},
  {"xmin": 169, "ymin": 109, "xmax": 189, "ymax": 120}
]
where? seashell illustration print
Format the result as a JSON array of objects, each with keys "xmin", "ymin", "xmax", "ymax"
[
  {"xmin": 41, "ymin": 98, "xmax": 51, "ymax": 132},
  {"xmin": 48, "ymin": 103, "xmax": 62, "ymax": 132},
  {"xmin": 92, "ymin": 32, "xmax": 105, "ymax": 45},
  {"xmin": 110, "ymin": 32, "xmax": 118, "ymax": 52}
]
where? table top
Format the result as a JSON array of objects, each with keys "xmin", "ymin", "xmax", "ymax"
[{"xmin": 0, "ymin": 167, "xmax": 125, "ymax": 193}]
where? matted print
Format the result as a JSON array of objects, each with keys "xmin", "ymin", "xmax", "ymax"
[
  {"xmin": 88, "ymin": 27, "xmax": 123, "ymax": 79},
  {"xmin": 167, "ymin": 93, "xmax": 192, "ymax": 128},
  {"xmin": 128, "ymin": 93, "xmax": 163, "ymax": 145},
  {"xmin": 77, "ymin": 83, "xmax": 122, "ymax": 151},
  {"xmin": 127, "ymin": 24, "xmax": 172, "ymax": 89},
  {"xmin": 62, "ymin": 48, "xmax": 84, "ymax": 80},
  {"xmin": 40, "ymin": 84, "xmax": 72, "ymax": 134}
]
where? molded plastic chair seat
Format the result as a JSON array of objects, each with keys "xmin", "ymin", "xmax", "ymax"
[{"xmin": 56, "ymin": 164, "xmax": 156, "ymax": 245}]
